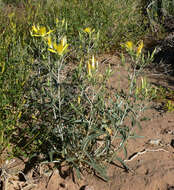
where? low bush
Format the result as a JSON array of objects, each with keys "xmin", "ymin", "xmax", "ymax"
[{"xmin": 0, "ymin": 0, "xmax": 158, "ymax": 180}]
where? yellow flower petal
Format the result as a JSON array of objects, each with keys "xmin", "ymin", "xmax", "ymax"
[
  {"xmin": 53, "ymin": 42, "xmax": 58, "ymax": 50},
  {"xmin": 46, "ymin": 29, "xmax": 54, "ymax": 35},
  {"xmin": 136, "ymin": 40, "xmax": 144, "ymax": 56},
  {"xmin": 32, "ymin": 25, "xmax": 38, "ymax": 33},
  {"xmin": 56, "ymin": 43, "xmax": 64, "ymax": 55},
  {"xmin": 39, "ymin": 26, "xmax": 46, "ymax": 36},
  {"xmin": 62, "ymin": 43, "xmax": 69, "ymax": 53},
  {"xmin": 87, "ymin": 62, "xmax": 92, "ymax": 76},
  {"xmin": 125, "ymin": 41, "xmax": 133, "ymax": 51},
  {"xmin": 31, "ymin": 25, "xmax": 54, "ymax": 37},
  {"xmin": 49, "ymin": 39, "xmax": 68, "ymax": 55},
  {"xmin": 48, "ymin": 48, "xmax": 57, "ymax": 53},
  {"xmin": 84, "ymin": 27, "xmax": 91, "ymax": 33},
  {"xmin": 91, "ymin": 55, "xmax": 95, "ymax": 70},
  {"xmin": 47, "ymin": 36, "xmax": 52, "ymax": 47}
]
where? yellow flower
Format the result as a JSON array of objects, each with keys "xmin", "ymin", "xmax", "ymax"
[
  {"xmin": 48, "ymin": 36, "xmax": 68, "ymax": 56},
  {"xmin": 48, "ymin": 42, "xmax": 58, "ymax": 53},
  {"xmin": 84, "ymin": 27, "xmax": 95, "ymax": 34},
  {"xmin": 57, "ymin": 43, "xmax": 65, "ymax": 55},
  {"xmin": 32, "ymin": 25, "xmax": 38, "ymax": 33},
  {"xmin": 125, "ymin": 41, "xmax": 133, "ymax": 51},
  {"xmin": 39, "ymin": 26, "xmax": 46, "ymax": 36},
  {"xmin": 84, "ymin": 27, "xmax": 91, "ymax": 33},
  {"xmin": 136, "ymin": 40, "xmax": 144, "ymax": 56},
  {"xmin": 31, "ymin": 25, "xmax": 54, "ymax": 37}
]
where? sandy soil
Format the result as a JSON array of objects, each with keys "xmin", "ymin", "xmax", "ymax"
[{"xmin": 1, "ymin": 53, "xmax": 174, "ymax": 190}]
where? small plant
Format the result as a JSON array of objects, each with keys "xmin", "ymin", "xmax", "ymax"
[
  {"xmin": 0, "ymin": 0, "xmax": 160, "ymax": 182},
  {"xmin": 10, "ymin": 18, "xmax": 155, "ymax": 181},
  {"xmin": 135, "ymin": 77, "xmax": 157, "ymax": 100},
  {"xmin": 122, "ymin": 40, "xmax": 174, "ymax": 112},
  {"xmin": 152, "ymin": 86, "xmax": 174, "ymax": 112},
  {"xmin": 121, "ymin": 40, "xmax": 156, "ymax": 97},
  {"xmin": 166, "ymin": 100, "xmax": 174, "ymax": 112},
  {"xmin": 78, "ymin": 27, "xmax": 100, "ymax": 59}
]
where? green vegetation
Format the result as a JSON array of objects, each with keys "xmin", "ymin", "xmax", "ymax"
[{"xmin": 0, "ymin": 0, "xmax": 174, "ymax": 180}]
